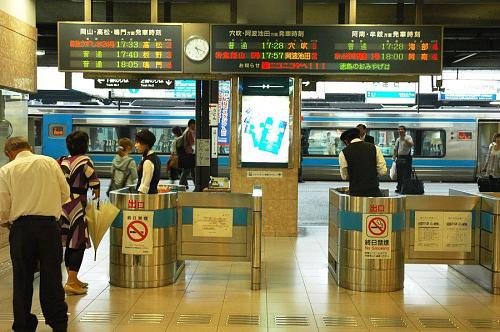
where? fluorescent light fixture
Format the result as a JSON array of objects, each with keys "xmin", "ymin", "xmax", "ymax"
[
  {"xmin": 36, "ymin": 50, "xmax": 45, "ymax": 56},
  {"xmin": 452, "ymin": 53, "xmax": 477, "ymax": 64},
  {"xmin": 489, "ymin": 101, "xmax": 500, "ymax": 105}
]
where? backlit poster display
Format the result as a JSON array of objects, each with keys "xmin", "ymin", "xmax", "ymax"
[{"xmin": 241, "ymin": 95, "xmax": 290, "ymax": 167}]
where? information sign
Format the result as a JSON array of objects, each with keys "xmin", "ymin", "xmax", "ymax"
[
  {"xmin": 362, "ymin": 214, "xmax": 392, "ymax": 259},
  {"xmin": 193, "ymin": 208, "xmax": 233, "ymax": 237},
  {"xmin": 58, "ymin": 22, "xmax": 182, "ymax": 73},
  {"xmin": 122, "ymin": 211, "xmax": 154, "ymax": 255},
  {"xmin": 94, "ymin": 78, "xmax": 175, "ymax": 89},
  {"xmin": 217, "ymin": 80, "xmax": 231, "ymax": 146},
  {"xmin": 196, "ymin": 138, "xmax": 210, "ymax": 167},
  {"xmin": 414, "ymin": 211, "xmax": 472, "ymax": 252},
  {"xmin": 211, "ymin": 25, "xmax": 442, "ymax": 75}
]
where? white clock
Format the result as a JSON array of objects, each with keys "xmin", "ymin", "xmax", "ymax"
[{"xmin": 184, "ymin": 36, "xmax": 210, "ymax": 62}]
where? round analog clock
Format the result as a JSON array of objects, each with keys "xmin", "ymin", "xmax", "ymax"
[{"xmin": 184, "ymin": 36, "xmax": 210, "ymax": 62}]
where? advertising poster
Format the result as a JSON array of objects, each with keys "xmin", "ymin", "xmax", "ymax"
[
  {"xmin": 241, "ymin": 95, "xmax": 290, "ymax": 165},
  {"xmin": 414, "ymin": 211, "xmax": 472, "ymax": 252},
  {"xmin": 122, "ymin": 211, "xmax": 154, "ymax": 255},
  {"xmin": 193, "ymin": 208, "xmax": 233, "ymax": 237},
  {"xmin": 217, "ymin": 80, "xmax": 231, "ymax": 145},
  {"xmin": 362, "ymin": 214, "xmax": 392, "ymax": 259}
]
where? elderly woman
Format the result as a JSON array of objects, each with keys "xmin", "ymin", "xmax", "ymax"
[{"xmin": 59, "ymin": 131, "xmax": 100, "ymax": 295}]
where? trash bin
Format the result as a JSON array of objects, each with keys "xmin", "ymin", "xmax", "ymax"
[
  {"xmin": 109, "ymin": 187, "xmax": 184, "ymax": 288},
  {"xmin": 329, "ymin": 187, "xmax": 405, "ymax": 292}
]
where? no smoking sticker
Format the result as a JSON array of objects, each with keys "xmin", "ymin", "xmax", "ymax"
[
  {"xmin": 362, "ymin": 214, "xmax": 392, "ymax": 259},
  {"xmin": 122, "ymin": 211, "xmax": 154, "ymax": 255}
]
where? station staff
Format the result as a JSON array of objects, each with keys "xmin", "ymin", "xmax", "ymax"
[
  {"xmin": 135, "ymin": 129, "xmax": 161, "ymax": 194},
  {"xmin": 339, "ymin": 128, "xmax": 387, "ymax": 197},
  {"xmin": 0, "ymin": 137, "xmax": 69, "ymax": 332}
]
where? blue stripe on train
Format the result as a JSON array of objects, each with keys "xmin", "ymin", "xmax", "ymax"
[
  {"xmin": 73, "ymin": 114, "xmax": 192, "ymax": 120},
  {"xmin": 302, "ymin": 117, "xmax": 476, "ymax": 123},
  {"xmin": 302, "ymin": 158, "xmax": 476, "ymax": 168}
]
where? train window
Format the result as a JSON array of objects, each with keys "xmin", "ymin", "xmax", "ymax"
[
  {"xmin": 414, "ymin": 130, "xmax": 445, "ymax": 157},
  {"xmin": 305, "ymin": 129, "xmax": 345, "ymax": 156},
  {"xmin": 368, "ymin": 129, "xmax": 404, "ymax": 157},
  {"xmin": 136, "ymin": 127, "xmax": 176, "ymax": 154}
]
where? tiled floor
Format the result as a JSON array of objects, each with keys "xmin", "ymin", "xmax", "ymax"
[{"xmin": 0, "ymin": 226, "xmax": 498, "ymax": 331}]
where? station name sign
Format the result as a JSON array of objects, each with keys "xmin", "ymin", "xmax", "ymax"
[
  {"xmin": 211, "ymin": 25, "xmax": 443, "ymax": 75},
  {"xmin": 58, "ymin": 22, "xmax": 182, "ymax": 73}
]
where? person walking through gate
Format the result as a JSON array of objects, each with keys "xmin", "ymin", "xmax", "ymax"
[
  {"xmin": 60, "ymin": 131, "xmax": 101, "ymax": 295},
  {"xmin": 0, "ymin": 137, "xmax": 69, "ymax": 332},
  {"xmin": 339, "ymin": 128, "xmax": 387, "ymax": 197},
  {"xmin": 135, "ymin": 129, "xmax": 161, "ymax": 194},
  {"xmin": 393, "ymin": 125, "xmax": 414, "ymax": 193}
]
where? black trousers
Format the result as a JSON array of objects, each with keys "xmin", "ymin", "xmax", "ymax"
[
  {"xmin": 64, "ymin": 245, "xmax": 85, "ymax": 272},
  {"xmin": 179, "ymin": 168, "xmax": 195, "ymax": 187},
  {"xmin": 396, "ymin": 155, "xmax": 412, "ymax": 191},
  {"xmin": 9, "ymin": 217, "xmax": 68, "ymax": 332}
]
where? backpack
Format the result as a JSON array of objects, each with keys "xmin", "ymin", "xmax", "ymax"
[
  {"xmin": 175, "ymin": 134, "xmax": 187, "ymax": 155},
  {"xmin": 106, "ymin": 158, "xmax": 133, "ymax": 196}
]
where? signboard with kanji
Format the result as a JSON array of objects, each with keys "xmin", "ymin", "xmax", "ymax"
[
  {"xmin": 58, "ymin": 22, "xmax": 182, "ymax": 73},
  {"xmin": 211, "ymin": 25, "xmax": 442, "ymax": 75},
  {"xmin": 362, "ymin": 214, "xmax": 392, "ymax": 259}
]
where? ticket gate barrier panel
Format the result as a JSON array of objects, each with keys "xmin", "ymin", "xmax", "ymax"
[
  {"xmin": 449, "ymin": 191, "xmax": 500, "ymax": 294},
  {"xmin": 404, "ymin": 194, "xmax": 481, "ymax": 265},
  {"xmin": 177, "ymin": 186, "xmax": 263, "ymax": 290}
]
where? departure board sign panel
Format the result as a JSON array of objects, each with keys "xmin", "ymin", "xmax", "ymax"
[
  {"xmin": 58, "ymin": 22, "xmax": 182, "ymax": 73},
  {"xmin": 211, "ymin": 25, "xmax": 443, "ymax": 75}
]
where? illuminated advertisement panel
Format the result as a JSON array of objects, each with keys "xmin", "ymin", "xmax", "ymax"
[{"xmin": 240, "ymin": 95, "xmax": 290, "ymax": 167}]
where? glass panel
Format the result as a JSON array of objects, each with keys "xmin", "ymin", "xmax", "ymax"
[
  {"xmin": 75, "ymin": 126, "xmax": 119, "ymax": 153},
  {"xmin": 136, "ymin": 126, "xmax": 175, "ymax": 153},
  {"xmin": 306, "ymin": 128, "xmax": 345, "ymax": 156},
  {"xmin": 417, "ymin": 130, "xmax": 445, "ymax": 157}
]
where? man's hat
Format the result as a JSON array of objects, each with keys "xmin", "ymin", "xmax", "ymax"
[
  {"xmin": 135, "ymin": 129, "xmax": 156, "ymax": 147},
  {"xmin": 340, "ymin": 128, "xmax": 361, "ymax": 142}
]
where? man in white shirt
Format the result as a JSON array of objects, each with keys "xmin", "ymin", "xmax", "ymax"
[
  {"xmin": 339, "ymin": 128, "xmax": 387, "ymax": 197},
  {"xmin": 0, "ymin": 137, "xmax": 69, "ymax": 332},
  {"xmin": 393, "ymin": 125, "xmax": 414, "ymax": 193}
]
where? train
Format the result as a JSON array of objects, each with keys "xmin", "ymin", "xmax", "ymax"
[{"xmin": 28, "ymin": 101, "xmax": 499, "ymax": 182}]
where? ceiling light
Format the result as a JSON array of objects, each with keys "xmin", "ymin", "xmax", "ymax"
[{"xmin": 36, "ymin": 50, "xmax": 45, "ymax": 56}]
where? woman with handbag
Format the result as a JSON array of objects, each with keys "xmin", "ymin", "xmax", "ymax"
[
  {"xmin": 482, "ymin": 133, "xmax": 500, "ymax": 192},
  {"xmin": 107, "ymin": 138, "xmax": 138, "ymax": 195},
  {"xmin": 167, "ymin": 126, "xmax": 183, "ymax": 183}
]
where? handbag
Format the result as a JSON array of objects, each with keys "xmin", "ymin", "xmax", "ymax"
[
  {"xmin": 167, "ymin": 155, "xmax": 179, "ymax": 170},
  {"xmin": 401, "ymin": 168, "xmax": 424, "ymax": 195},
  {"xmin": 389, "ymin": 161, "xmax": 397, "ymax": 180},
  {"xmin": 477, "ymin": 172, "xmax": 492, "ymax": 192}
]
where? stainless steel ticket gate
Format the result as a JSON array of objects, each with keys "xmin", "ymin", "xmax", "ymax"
[
  {"xmin": 109, "ymin": 188, "xmax": 184, "ymax": 288},
  {"xmin": 109, "ymin": 186, "xmax": 263, "ymax": 290},
  {"xmin": 329, "ymin": 187, "xmax": 482, "ymax": 293},
  {"xmin": 449, "ymin": 191, "xmax": 500, "ymax": 294}
]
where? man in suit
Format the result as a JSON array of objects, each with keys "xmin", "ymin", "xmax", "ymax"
[
  {"xmin": 339, "ymin": 128, "xmax": 387, "ymax": 197},
  {"xmin": 357, "ymin": 124, "xmax": 375, "ymax": 144}
]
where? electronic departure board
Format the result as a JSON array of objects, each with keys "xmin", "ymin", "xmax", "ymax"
[
  {"xmin": 211, "ymin": 25, "xmax": 443, "ymax": 75},
  {"xmin": 58, "ymin": 22, "xmax": 182, "ymax": 73}
]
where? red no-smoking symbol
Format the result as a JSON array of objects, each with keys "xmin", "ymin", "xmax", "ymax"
[
  {"xmin": 368, "ymin": 217, "xmax": 387, "ymax": 237},
  {"xmin": 127, "ymin": 220, "xmax": 148, "ymax": 242}
]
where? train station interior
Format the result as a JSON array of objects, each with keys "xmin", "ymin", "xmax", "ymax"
[{"xmin": 1, "ymin": 0, "xmax": 500, "ymax": 331}]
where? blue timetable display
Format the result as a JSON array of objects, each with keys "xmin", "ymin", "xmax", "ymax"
[{"xmin": 241, "ymin": 96, "xmax": 290, "ymax": 166}]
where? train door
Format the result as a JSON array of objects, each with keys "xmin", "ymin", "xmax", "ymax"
[{"xmin": 477, "ymin": 120, "xmax": 500, "ymax": 172}]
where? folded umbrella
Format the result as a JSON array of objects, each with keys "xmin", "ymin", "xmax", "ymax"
[{"xmin": 85, "ymin": 200, "xmax": 120, "ymax": 260}]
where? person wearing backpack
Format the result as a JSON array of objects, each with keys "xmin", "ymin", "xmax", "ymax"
[
  {"xmin": 179, "ymin": 119, "xmax": 196, "ymax": 189},
  {"xmin": 107, "ymin": 138, "xmax": 138, "ymax": 196}
]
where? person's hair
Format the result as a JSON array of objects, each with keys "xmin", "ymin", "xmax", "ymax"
[
  {"xmin": 117, "ymin": 138, "xmax": 133, "ymax": 157},
  {"xmin": 398, "ymin": 125, "xmax": 407, "ymax": 132},
  {"xmin": 357, "ymin": 124, "xmax": 367, "ymax": 130},
  {"xmin": 4, "ymin": 136, "xmax": 30, "ymax": 153},
  {"xmin": 188, "ymin": 119, "xmax": 195, "ymax": 127},
  {"xmin": 172, "ymin": 126, "xmax": 183, "ymax": 137},
  {"xmin": 66, "ymin": 131, "xmax": 89, "ymax": 156},
  {"xmin": 494, "ymin": 133, "xmax": 500, "ymax": 140}
]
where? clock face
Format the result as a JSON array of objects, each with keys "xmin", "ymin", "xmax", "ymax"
[{"xmin": 185, "ymin": 37, "xmax": 209, "ymax": 62}]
